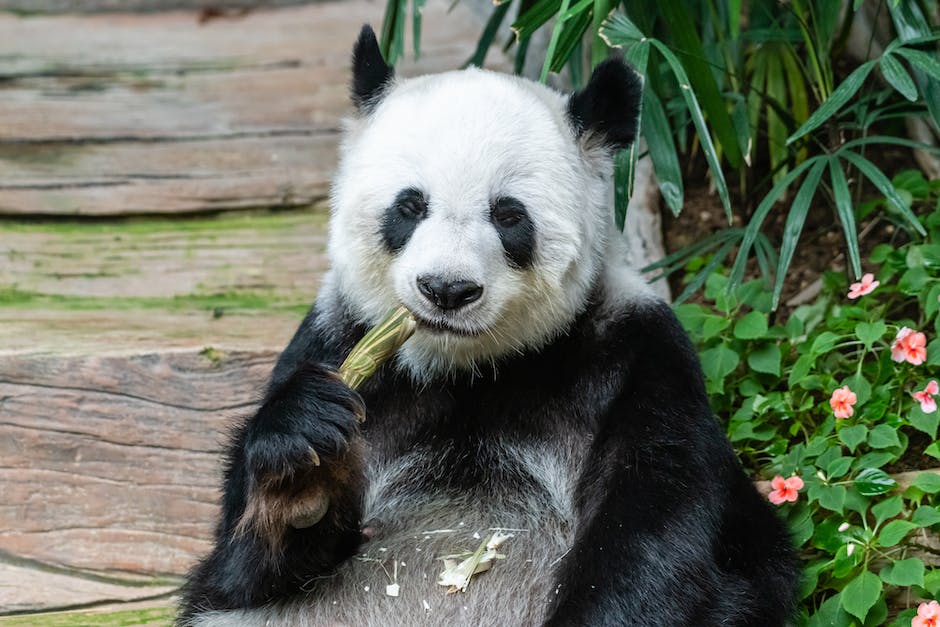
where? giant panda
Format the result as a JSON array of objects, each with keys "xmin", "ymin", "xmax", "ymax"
[{"xmin": 178, "ymin": 25, "xmax": 800, "ymax": 627}]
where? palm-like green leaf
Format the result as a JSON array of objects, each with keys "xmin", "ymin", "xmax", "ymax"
[
  {"xmin": 660, "ymin": 0, "xmax": 743, "ymax": 169},
  {"xmin": 772, "ymin": 158, "xmax": 826, "ymax": 308},
  {"xmin": 880, "ymin": 53, "xmax": 918, "ymax": 101},
  {"xmin": 839, "ymin": 150, "xmax": 926, "ymax": 236},
  {"xmin": 729, "ymin": 156, "xmax": 822, "ymax": 287},
  {"xmin": 787, "ymin": 60, "xmax": 875, "ymax": 145},
  {"xmin": 642, "ymin": 88, "xmax": 683, "ymax": 215},
  {"xmin": 828, "ymin": 157, "xmax": 861, "ymax": 280},
  {"xmin": 649, "ymin": 40, "xmax": 732, "ymax": 221},
  {"xmin": 466, "ymin": 2, "xmax": 511, "ymax": 67}
]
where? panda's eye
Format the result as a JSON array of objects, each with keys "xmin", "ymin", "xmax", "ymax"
[
  {"xmin": 491, "ymin": 197, "xmax": 526, "ymax": 228},
  {"xmin": 396, "ymin": 189, "xmax": 428, "ymax": 219}
]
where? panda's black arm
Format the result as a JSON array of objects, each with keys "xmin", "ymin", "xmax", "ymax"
[
  {"xmin": 178, "ymin": 304, "xmax": 367, "ymax": 619},
  {"xmin": 543, "ymin": 303, "xmax": 796, "ymax": 626}
]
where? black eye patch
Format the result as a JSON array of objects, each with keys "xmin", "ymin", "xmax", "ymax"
[
  {"xmin": 490, "ymin": 196, "xmax": 535, "ymax": 269},
  {"xmin": 381, "ymin": 187, "xmax": 428, "ymax": 252}
]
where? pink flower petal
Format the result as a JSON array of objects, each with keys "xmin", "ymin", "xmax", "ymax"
[
  {"xmin": 784, "ymin": 476, "xmax": 804, "ymax": 491},
  {"xmin": 927, "ymin": 380, "xmax": 940, "ymax": 395}
]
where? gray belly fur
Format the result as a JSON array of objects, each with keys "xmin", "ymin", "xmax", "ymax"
[{"xmin": 187, "ymin": 441, "xmax": 583, "ymax": 627}]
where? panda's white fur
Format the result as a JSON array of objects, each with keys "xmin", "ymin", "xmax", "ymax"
[{"xmin": 327, "ymin": 67, "xmax": 653, "ymax": 378}]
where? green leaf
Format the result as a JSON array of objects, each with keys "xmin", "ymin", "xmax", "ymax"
[
  {"xmin": 913, "ymin": 472, "xmax": 940, "ymax": 493},
  {"xmin": 894, "ymin": 47, "xmax": 940, "ymax": 84},
  {"xmin": 912, "ymin": 506, "xmax": 940, "ymax": 527},
  {"xmin": 789, "ymin": 354, "xmax": 815, "ymax": 389},
  {"xmin": 880, "ymin": 53, "xmax": 918, "ymax": 101},
  {"xmin": 854, "ymin": 321, "xmax": 886, "ymax": 348},
  {"xmin": 868, "ymin": 425, "xmax": 901, "ymax": 450},
  {"xmin": 855, "ymin": 468, "xmax": 897, "ymax": 496},
  {"xmin": 465, "ymin": 2, "xmax": 511, "ymax": 67},
  {"xmin": 658, "ymin": 0, "xmax": 742, "ymax": 169},
  {"xmin": 811, "ymin": 331, "xmax": 840, "ymax": 356},
  {"xmin": 748, "ymin": 344, "xmax": 781, "ymax": 376},
  {"xmin": 840, "ymin": 570, "xmax": 882, "ymax": 622},
  {"xmin": 700, "ymin": 345, "xmax": 740, "ymax": 387},
  {"xmin": 539, "ymin": 0, "xmax": 573, "ymax": 83},
  {"xmin": 839, "ymin": 424, "xmax": 868, "ymax": 453},
  {"xmin": 729, "ymin": 157, "xmax": 822, "ymax": 288},
  {"xmin": 878, "ymin": 520, "xmax": 917, "ymax": 547},
  {"xmin": 379, "ymin": 0, "xmax": 409, "ymax": 65},
  {"xmin": 598, "ymin": 11, "xmax": 643, "ymax": 45},
  {"xmin": 844, "ymin": 372, "xmax": 872, "ymax": 406},
  {"xmin": 811, "ymin": 484, "xmax": 847, "ymax": 513},
  {"xmin": 872, "ymin": 495, "xmax": 903, "ymax": 528},
  {"xmin": 829, "ymin": 158, "xmax": 862, "ymax": 279},
  {"xmin": 827, "ymin": 456, "xmax": 853, "ymax": 479},
  {"xmin": 642, "ymin": 88, "xmax": 684, "ymax": 215},
  {"xmin": 734, "ymin": 311, "xmax": 769, "ymax": 339},
  {"xmin": 788, "ymin": 61, "xmax": 876, "ymax": 145},
  {"xmin": 590, "ymin": 0, "xmax": 613, "ymax": 67},
  {"xmin": 772, "ymin": 158, "xmax": 827, "ymax": 308},
  {"xmin": 881, "ymin": 558, "xmax": 925, "ymax": 587},
  {"xmin": 909, "ymin": 407, "xmax": 940, "ymax": 439},
  {"xmin": 512, "ymin": 0, "xmax": 563, "ymax": 41},
  {"xmin": 840, "ymin": 151, "xmax": 926, "ymax": 236},
  {"xmin": 649, "ymin": 40, "xmax": 732, "ymax": 221}
]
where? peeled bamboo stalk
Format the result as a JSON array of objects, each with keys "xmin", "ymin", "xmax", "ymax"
[{"xmin": 338, "ymin": 305, "xmax": 417, "ymax": 392}]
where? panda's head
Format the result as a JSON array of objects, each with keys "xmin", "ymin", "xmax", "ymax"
[{"xmin": 326, "ymin": 25, "xmax": 646, "ymax": 378}]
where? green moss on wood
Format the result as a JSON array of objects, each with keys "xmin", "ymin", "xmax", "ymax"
[
  {"xmin": 0, "ymin": 605, "xmax": 174, "ymax": 627},
  {"xmin": 0, "ymin": 208, "xmax": 328, "ymax": 237},
  {"xmin": 0, "ymin": 287, "xmax": 309, "ymax": 317}
]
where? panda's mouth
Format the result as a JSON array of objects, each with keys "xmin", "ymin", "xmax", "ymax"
[{"xmin": 412, "ymin": 313, "xmax": 482, "ymax": 337}]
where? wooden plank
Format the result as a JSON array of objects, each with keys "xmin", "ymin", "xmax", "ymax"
[
  {"xmin": 0, "ymin": 563, "xmax": 175, "ymax": 616},
  {"xmin": 0, "ymin": 347, "xmax": 273, "ymax": 576},
  {"xmin": 0, "ymin": 211, "xmax": 329, "ymax": 299},
  {"xmin": 0, "ymin": 0, "xmax": 507, "ymax": 216}
]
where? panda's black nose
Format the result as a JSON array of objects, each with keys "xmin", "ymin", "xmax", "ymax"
[{"xmin": 416, "ymin": 276, "xmax": 483, "ymax": 310}]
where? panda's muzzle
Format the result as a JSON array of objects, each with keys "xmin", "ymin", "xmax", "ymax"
[{"xmin": 416, "ymin": 275, "xmax": 483, "ymax": 311}]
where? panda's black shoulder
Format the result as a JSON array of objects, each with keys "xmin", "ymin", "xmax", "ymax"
[{"xmin": 578, "ymin": 296, "xmax": 709, "ymax": 399}]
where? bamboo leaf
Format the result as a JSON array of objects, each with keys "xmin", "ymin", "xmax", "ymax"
[
  {"xmin": 650, "ymin": 39, "xmax": 732, "ymax": 221},
  {"xmin": 787, "ymin": 61, "xmax": 876, "ymax": 145},
  {"xmin": 880, "ymin": 53, "xmax": 918, "ymax": 101},
  {"xmin": 548, "ymin": 7, "xmax": 594, "ymax": 73},
  {"xmin": 412, "ymin": 0, "xmax": 427, "ymax": 60},
  {"xmin": 675, "ymin": 237, "xmax": 739, "ymax": 304},
  {"xmin": 772, "ymin": 159, "xmax": 827, "ymax": 308},
  {"xmin": 591, "ymin": 0, "xmax": 614, "ymax": 67},
  {"xmin": 540, "ymin": 0, "xmax": 572, "ymax": 82},
  {"xmin": 466, "ymin": 2, "xmax": 511, "ymax": 68},
  {"xmin": 659, "ymin": 0, "xmax": 743, "ymax": 168},
  {"xmin": 828, "ymin": 157, "xmax": 861, "ymax": 279},
  {"xmin": 840, "ymin": 151, "xmax": 926, "ymax": 235},
  {"xmin": 512, "ymin": 0, "xmax": 562, "ymax": 41},
  {"xmin": 614, "ymin": 148, "xmax": 633, "ymax": 231},
  {"xmin": 729, "ymin": 157, "xmax": 821, "ymax": 288},
  {"xmin": 379, "ymin": 0, "xmax": 408, "ymax": 65},
  {"xmin": 894, "ymin": 48, "xmax": 940, "ymax": 84},
  {"xmin": 765, "ymin": 51, "xmax": 788, "ymax": 182},
  {"xmin": 642, "ymin": 88, "xmax": 684, "ymax": 215},
  {"xmin": 598, "ymin": 11, "xmax": 644, "ymax": 46}
]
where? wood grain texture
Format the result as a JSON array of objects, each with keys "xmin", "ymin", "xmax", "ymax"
[
  {"xmin": 0, "ymin": 0, "xmax": 506, "ymax": 216},
  {"xmin": 0, "ymin": 348, "xmax": 275, "ymax": 575}
]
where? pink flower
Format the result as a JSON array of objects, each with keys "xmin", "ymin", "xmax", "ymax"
[
  {"xmin": 768, "ymin": 475, "xmax": 803, "ymax": 505},
  {"xmin": 830, "ymin": 386, "xmax": 858, "ymax": 419},
  {"xmin": 914, "ymin": 600, "xmax": 940, "ymax": 627},
  {"xmin": 892, "ymin": 327, "xmax": 928, "ymax": 365},
  {"xmin": 913, "ymin": 380, "xmax": 940, "ymax": 414},
  {"xmin": 847, "ymin": 273, "xmax": 879, "ymax": 299}
]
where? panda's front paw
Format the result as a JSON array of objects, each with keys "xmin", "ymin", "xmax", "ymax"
[{"xmin": 237, "ymin": 363, "xmax": 366, "ymax": 540}]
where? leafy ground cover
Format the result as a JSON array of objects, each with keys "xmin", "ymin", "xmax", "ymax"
[{"xmin": 675, "ymin": 175, "xmax": 940, "ymax": 624}]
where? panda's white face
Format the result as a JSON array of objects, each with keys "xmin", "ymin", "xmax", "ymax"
[
  {"xmin": 327, "ymin": 68, "xmax": 615, "ymax": 377},
  {"xmin": 324, "ymin": 34, "xmax": 646, "ymax": 379}
]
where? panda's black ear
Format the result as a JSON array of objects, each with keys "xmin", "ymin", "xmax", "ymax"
[
  {"xmin": 351, "ymin": 25, "xmax": 395, "ymax": 113},
  {"xmin": 567, "ymin": 59, "xmax": 643, "ymax": 151}
]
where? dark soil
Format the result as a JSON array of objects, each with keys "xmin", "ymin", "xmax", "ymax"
[{"xmin": 661, "ymin": 147, "xmax": 919, "ymax": 317}]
